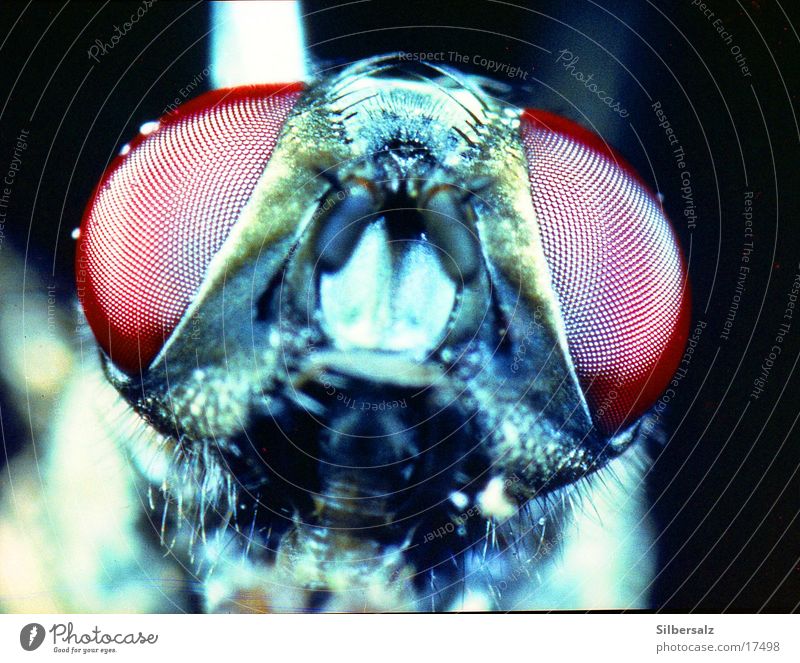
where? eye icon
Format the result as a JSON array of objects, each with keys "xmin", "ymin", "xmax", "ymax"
[{"xmin": 20, "ymin": 624, "xmax": 45, "ymax": 651}]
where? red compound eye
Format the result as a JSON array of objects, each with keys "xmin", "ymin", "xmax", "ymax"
[
  {"xmin": 519, "ymin": 109, "xmax": 691, "ymax": 435},
  {"xmin": 76, "ymin": 83, "xmax": 304, "ymax": 375}
]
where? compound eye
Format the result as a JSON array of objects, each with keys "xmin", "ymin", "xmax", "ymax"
[
  {"xmin": 519, "ymin": 109, "xmax": 691, "ymax": 435},
  {"xmin": 76, "ymin": 84, "xmax": 304, "ymax": 375}
]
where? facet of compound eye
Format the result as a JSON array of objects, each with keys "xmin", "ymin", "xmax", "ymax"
[
  {"xmin": 519, "ymin": 109, "xmax": 691, "ymax": 435},
  {"xmin": 76, "ymin": 84, "xmax": 304, "ymax": 375}
]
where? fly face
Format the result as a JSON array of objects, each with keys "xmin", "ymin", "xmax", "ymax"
[{"xmin": 76, "ymin": 57, "xmax": 690, "ymax": 611}]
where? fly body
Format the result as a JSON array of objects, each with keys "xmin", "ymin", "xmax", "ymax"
[{"xmin": 3, "ymin": 55, "xmax": 690, "ymax": 612}]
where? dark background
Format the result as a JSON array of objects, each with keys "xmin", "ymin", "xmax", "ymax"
[{"xmin": 0, "ymin": 0, "xmax": 797, "ymax": 612}]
